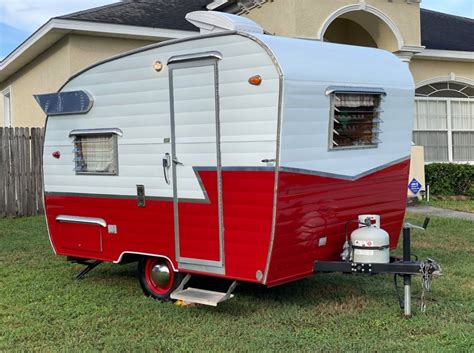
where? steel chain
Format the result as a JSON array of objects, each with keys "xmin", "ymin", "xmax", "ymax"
[{"xmin": 419, "ymin": 258, "xmax": 442, "ymax": 313}]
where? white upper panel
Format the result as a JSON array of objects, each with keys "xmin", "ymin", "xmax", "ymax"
[
  {"xmin": 251, "ymin": 33, "xmax": 415, "ymax": 177},
  {"xmin": 43, "ymin": 34, "xmax": 280, "ymax": 198}
]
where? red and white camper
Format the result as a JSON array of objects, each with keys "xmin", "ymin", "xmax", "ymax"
[{"xmin": 36, "ymin": 12, "xmax": 416, "ymax": 306}]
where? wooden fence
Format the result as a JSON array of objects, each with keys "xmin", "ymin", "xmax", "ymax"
[{"xmin": 0, "ymin": 127, "xmax": 45, "ymax": 218}]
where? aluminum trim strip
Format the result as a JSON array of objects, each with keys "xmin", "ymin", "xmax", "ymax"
[
  {"xmin": 178, "ymin": 257, "xmax": 223, "ymax": 267},
  {"xmin": 69, "ymin": 128, "xmax": 123, "ymax": 137},
  {"xmin": 239, "ymin": 32, "xmax": 285, "ymax": 285},
  {"xmin": 279, "ymin": 156, "xmax": 411, "ymax": 181},
  {"xmin": 325, "ymin": 86, "xmax": 387, "ymax": 96},
  {"xmin": 178, "ymin": 262, "xmax": 226, "ymax": 275},
  {"xmin": 167, "ymin": 50, "xmax": 223, "ymax": 64},
  {"xmin": 55, "ymin": 215, "xmax": 107, "ymax": 228}
]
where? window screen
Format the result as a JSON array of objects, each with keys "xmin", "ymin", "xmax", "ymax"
[
  {"xmin": 329, "ymin": 92, "xmax": 383, "ymax": 150},
  {"xmin": 73, "ymin": 134, "xmax": 118, "ymax": 175}
]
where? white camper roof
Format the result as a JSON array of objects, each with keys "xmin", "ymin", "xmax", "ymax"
[{"xmin": 251, "ymin": 33, "xmax": 413, "ymax": 88}]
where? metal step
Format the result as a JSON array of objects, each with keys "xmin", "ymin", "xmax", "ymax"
[
  {"xmin": 170, "ymin": 275, "xmax": 238, "ymax": 306},
  {"xmin": 171, "ymin": 287, "xmax": 234, "ymax": 306}
]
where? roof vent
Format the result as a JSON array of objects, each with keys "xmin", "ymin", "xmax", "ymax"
[{"xmin": 185, "ymin": 11, "xmax": 264, "ymax": 34}]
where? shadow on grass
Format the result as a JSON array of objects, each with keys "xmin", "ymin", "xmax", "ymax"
[{"xmin": 66, "ymin": 259, "xmax": 395, "ymax": 317}]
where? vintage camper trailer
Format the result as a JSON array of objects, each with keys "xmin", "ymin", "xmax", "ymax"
[{"xmin": 37, "ymin": 12, "xmax": 415, "ymax": 306}]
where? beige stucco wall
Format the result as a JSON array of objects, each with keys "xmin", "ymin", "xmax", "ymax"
[
  {"xmin": 410, "ymin": 58, "xmax": 474, "ymax": 85},
  {"xmin": 0, "ymin": 34, "xmax": 155, "ymax": 127},
  {"xmin": 0, "ymin": 37, "xmax": 71, "ymax": 127},
  {"xmin": 246, "ymin": 0, "xmax": 421, "ymax": 48},
  {"xmin": 68, "ymin": 34, "xmax": 155, "ymax": 77}
]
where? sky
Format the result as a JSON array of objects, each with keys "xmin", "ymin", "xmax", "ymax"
[{"xmin": 1, "ymin": 0, "xmax": 473, "ymax": 60}]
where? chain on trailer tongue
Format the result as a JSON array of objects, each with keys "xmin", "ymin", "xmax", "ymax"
[{"xmin": 325, "ymin": 215, "xmax": 443, "ymax": 317}]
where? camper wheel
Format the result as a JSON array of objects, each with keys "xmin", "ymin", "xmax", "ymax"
[{"xmin": 138, "ymin": 257, "xmax": 183, "ymax": 301}]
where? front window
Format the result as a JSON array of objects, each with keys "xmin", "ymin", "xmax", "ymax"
[
  {"xmin": 329, "ymin": 90, "xmax": 384, "ymax": 150},
  {"xmin": 70, "ymin": 129, "xmax": 121, "ymax": 175}
]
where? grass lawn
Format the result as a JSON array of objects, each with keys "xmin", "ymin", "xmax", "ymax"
[
  {"xmin": 1, "ymin": 216, "xmax": 473, "ymax": 352},
  {"xmin": 423, "ymin": 199, "xmax": 474, "ymax": 214}
]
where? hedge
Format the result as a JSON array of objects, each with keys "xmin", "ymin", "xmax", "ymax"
[{"xmin": 425, "ymin": 163, "xmax": 474, "ymax": 196}]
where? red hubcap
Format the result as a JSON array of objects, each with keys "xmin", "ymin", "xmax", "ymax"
[{"xmin": 144, "ymin": 258, "xmax": 174, "ymax": 295}]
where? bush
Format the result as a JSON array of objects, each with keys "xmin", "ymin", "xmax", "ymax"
[{"xmin": 425, "ymin": 163, "xmax": 474, "ymax": 196}]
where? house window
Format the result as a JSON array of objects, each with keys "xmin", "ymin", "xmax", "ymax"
[
  {"xmin": 70, "ymin": 129, "xmax": 121, "ymax": 175},
  {"xmin": 414, "ymin": 82, "xmax": 474, "ymax": 163},
  {"xmin": 329, "ymin": 90, "xmax": 383, "ymax": 150},
  {"xmin": 2, "ymin": 87, "xmax": 12, "ymax": 127}
]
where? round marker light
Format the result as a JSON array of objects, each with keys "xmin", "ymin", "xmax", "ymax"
[
  {"xmin": 248, "ymin": 75, "xmax": 262, "ymax": 86},
  {"xmin": 153, "ymin": 61, "xmax": 163, "ymax": 72},
  {"xmin": 52, "ymin": 151, "xmax": 61, "ymax": 159}
]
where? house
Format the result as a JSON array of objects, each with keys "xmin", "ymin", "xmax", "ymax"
[
  {"xmin": 0, "ymin": 0, "xmax": 211, "ymax": 127},
  {"xmin": 0, "ymin": 0, "xmax": 473, "ymax": 163}
]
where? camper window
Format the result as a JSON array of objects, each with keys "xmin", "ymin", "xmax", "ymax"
[
  {"xmin": 73, "ymin": 133, "xmax": 118, "ymax": 175},
  {"xmin": 329, "ymin": 92, "xmax": 383, "ymax": 150}
]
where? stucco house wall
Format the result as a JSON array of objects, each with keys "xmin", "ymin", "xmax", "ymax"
[{"xmin": 0, "ymin": 35, "xmax": 154, "ymax": 127}]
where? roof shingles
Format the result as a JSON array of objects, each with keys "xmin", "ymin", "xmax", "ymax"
[
  {"xmin": 58, "ymin": 0, "xmax": 213, "ymax": 31},
  {"xmin": 59, "ymin": 2, "xmax": 474, "ymax": 52},
  {"xmin": 421, "ymin": 9, "xmax": 474, "ymax": 51}
]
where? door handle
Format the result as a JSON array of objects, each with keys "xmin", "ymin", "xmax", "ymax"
[
  {"xmin": 172, "ymin": 158, "xmax": 183, "ymax": 166},
  {"xmin": 163, "ymin": 153, "xmax": 171, "ymax": 185}
]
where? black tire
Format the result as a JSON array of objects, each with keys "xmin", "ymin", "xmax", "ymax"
[{"xmin": 138, "ymin": 256, "xmax": 183, "ymax": 302}]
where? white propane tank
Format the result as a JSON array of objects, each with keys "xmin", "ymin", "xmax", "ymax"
[{"xmin": 351, "ymin": 215, "xmax": 390, "ymax": 263}]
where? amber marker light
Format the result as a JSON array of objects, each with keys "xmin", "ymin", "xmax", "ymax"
[
  {"xmin": 248, "ymin": 75, "xmax": 262, "ymax": 86},
  {"xmin": 153, "ymin": 61, "xmax": 163, "ymax": 72}
]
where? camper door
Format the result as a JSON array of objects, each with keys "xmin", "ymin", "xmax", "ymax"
[{"xmin": 168, "ymin": 53, "xmax": 224, "ymax": 275}]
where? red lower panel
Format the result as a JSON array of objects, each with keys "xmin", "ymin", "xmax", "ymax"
[
  {"xmin": 265, "ymin": 160, "xmax": 410, "ymax": 286},
  {"xmin": 46, "ymin": 161, "xmax": 409, "ymax": 287},
  {"xmin": 45, "ymin": 170, "xmax": 275, "ymax": 283}
]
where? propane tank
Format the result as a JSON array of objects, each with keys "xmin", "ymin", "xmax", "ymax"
[{"xmin": 351, "ymin": 215, "xmax": 390, "ymax": 263}]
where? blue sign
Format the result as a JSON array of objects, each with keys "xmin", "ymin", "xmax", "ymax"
[{"xmin": 408, "ymin": 178, "xmax": 422, "ymax": 194}]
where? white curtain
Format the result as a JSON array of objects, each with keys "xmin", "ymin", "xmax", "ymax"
[
  {"xmin": 453, "ymin": 132, "xmax": 474, "ymax": 161},
  {"xmin": 451, "ymin": 101, "xmax": 473, "ymax": 130},
  {"xmin": 76, "ymin": 135, "xmax": 114, "ymax": 173},
  {"xmin": 335, "ymin": 94, "xmax": 376, "ymax": 108},
  {"xmin": 413, "ymin": 131, "xmax": 448, "ymax": 162},
  {"xmin": 414, "ymin": 100, "xmax": 447, "ymax": 130}
]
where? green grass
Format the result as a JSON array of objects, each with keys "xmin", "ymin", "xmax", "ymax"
[
  {"xmin": 1, "ymin": 216, "xmax": 473, "ymax": 352},
  {"xmin": 422, "ymin": 199, "xmax": 474, "ymax": 214}
]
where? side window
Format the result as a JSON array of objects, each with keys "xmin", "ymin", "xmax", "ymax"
[
  {"xmin": 70, "ymin": 129, "xmax": 120, "ymax": 175},
  {"xmin": 329, "ymin": 90, "xmax": 384, "ymax": 150}
]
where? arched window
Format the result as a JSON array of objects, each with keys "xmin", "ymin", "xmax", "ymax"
[{"xmin": 413, "ymin": 81, "xmax": 474, "ymax": 163}]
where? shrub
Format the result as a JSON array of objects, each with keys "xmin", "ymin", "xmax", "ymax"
[{"xmin": 425, "ymin": 163, "xmax": 474, "ymax": 196}]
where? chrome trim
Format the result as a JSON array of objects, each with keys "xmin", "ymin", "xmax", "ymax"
[
  {"xmin": 325, "ymin": 86, "xmax": 387, "ymax": 96},
  {"xmin": 69, "ymin": 128, "xmax": 123, "ymax": 137},
  {"xmin": 279, "ymin": 156, "xmax": 411, "ymax": 181},
  {"xmin": 214, "ymin": 61, "xmax": 225, "ymax": 270},
  {"xmin": 178, "ymin": 262, "xmax": 226, "ymax": 275},
  {"xmin": 113, "ymin": 252, "xmax": 177, "ymax": 271},
  {"xmin": 178, "ymin": 257, "xmax": 223, "ymax": 267},
  {"xmin": 55, "ymin": 215, "xmax": 107, "ymax": 228},
  {"xmin": 239, "ymin": 32, "xmax": 284, "ymax": 285},
  {"xmin": 167, "ymin": 51, "xmax": 223, "ymax": 64}
]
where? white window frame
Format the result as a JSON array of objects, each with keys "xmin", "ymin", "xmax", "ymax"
[
  {"xmin": 70, "ymin": 128, "xmax": 121, "ymax": 176},
  {"xmin": 414, "ymin": 96, "xmax": 473, "ymax": 164},
  {"xmin": 328, "ymin": 91, "xmax": 384, "ymax": 151},
  {"xmin": 2, "ymin": 87, "xmax": 12, "ymax": 127}
]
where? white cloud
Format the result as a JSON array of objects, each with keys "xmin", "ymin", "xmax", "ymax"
[{"xmin": 0, "ymin": 0, "xmax": 117, "ymax": 31}]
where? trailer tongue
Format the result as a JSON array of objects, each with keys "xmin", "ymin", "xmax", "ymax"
[{"xmin": 314, "ymin": 217, "xmax": 442, "ymax": 317}]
